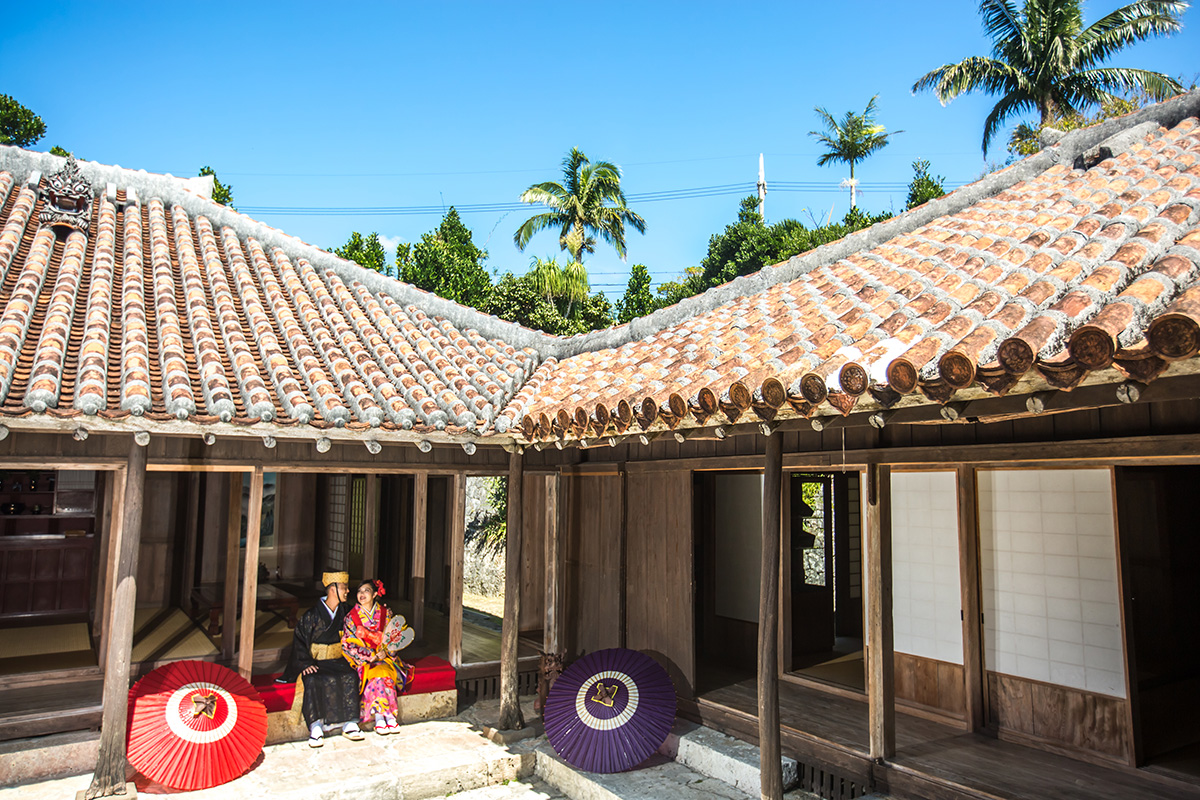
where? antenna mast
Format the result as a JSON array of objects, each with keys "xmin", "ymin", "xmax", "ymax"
[{"xmin": 757, "ymin": 153, "xmax": 767, "ymax": 221}]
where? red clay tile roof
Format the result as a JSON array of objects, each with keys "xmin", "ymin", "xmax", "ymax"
[
  {"xmin": 3, "ymin": 91, "xmax": 1200, "ymax": 451},
  {"xmin": 0, "ymin": 153, "xmax": 544, "ymax": 445},
  {"xmin": 515, "ymin": 97, "xmax": 1200, "ymax": 443}
]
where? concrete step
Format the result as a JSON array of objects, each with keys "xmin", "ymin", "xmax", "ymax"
[{"xmin": 659, "ymin": 720, "xmax": 800, "ymax": 796}]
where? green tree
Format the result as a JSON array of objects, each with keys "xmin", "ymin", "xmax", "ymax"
[
  {"xmin": 810, "ymin": 96, "xmax": 902, "ymax": 208},
  {"xmin": 906, "ymin": 159, "xmax": 947, "ymax": 209},
  {"xmin": 654, "ymin": 197, "xmax": 893, "ymax": 306},
  {"xmin": 485, "ymin": 271, "xmax": 612, "ymax": 336},
  {"xmin": 514, "ymin": 148, "xmax": 646, "ymax": 262},
  {"xmin": 0, "ymin": 95, "xmax": 45, "ymax": 147},
  {"xmin": 400, "ymin": 207, "xmax": 492, "ymax": 308},
  {"xmin": 913, "ymin": 0, "xmax": 1186, "ymax": 155},
  {"xmin": 199, "ymin": 166, "xmax": 234, "ymax": 208},
  {"xmin": 617, "ymin": 264, "xmax": 658, "ymax": 323},
  {"xmin": 334, "ymin": 231, "xmax": 388, "ymax": 273},
  {"xmin": 49, "ymin": 146, "xmax": 70, "ymax": 157}
]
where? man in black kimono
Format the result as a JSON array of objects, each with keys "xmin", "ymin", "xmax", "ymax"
[{"xmin": 281, "ymin": 571, "xmax": 363, "ymax": 747}]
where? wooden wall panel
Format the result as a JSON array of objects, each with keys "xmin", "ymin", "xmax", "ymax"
[
  {"xmin": 136, "ymin": 472, "xmax": 178, "ymax": 607},
  {"xmin": 987, "ymin": 671, "xmax": 1130, "ymax": 764},
  {"xmin": 561, "ymin": 473, "xmax": 622, "ymax": 661},
  {"xmin": 894, "ymin": 653, "xmax": 965, "ymax": 719},
  {"xmin": 625, "ymin": 470, "xmax": 695, "ymax": 698},
  {"xmin": 520, "ymin": 474, "xmax": 546, "ymax": 634},
  {"xmin": 276, "ymin": 473, "xmax": 317, "ymax": 581}
]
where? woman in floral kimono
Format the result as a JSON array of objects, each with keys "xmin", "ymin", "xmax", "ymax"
[{"xmin": 341, "ymin": 578, "xmax": 413, "ymax": 733}]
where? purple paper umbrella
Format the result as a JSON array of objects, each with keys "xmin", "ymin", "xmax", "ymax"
[{"xmin": 543, "ymin": 647, "xmax": 677, "ymax": 773}]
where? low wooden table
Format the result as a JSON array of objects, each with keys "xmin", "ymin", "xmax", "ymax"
[{"xmin": 189, "ymin": 583, "xmax": 298, "ymax": 636}]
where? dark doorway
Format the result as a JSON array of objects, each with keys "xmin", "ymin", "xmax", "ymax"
[
  {"xmin": 789, "ymin": 471, "xmax": 864, "ymax": 691},
  {"xmin": 1116, "ymin": 466, "xmax": 1200, "ymax": 781},
  {"xmin": 694, "ymin": 471, "xmax": 762, "ymax": 694}
]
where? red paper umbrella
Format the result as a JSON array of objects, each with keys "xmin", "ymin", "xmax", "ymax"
[{"xmin": 127, "ymin": 660, "xmax": 267, "ymax": 791}]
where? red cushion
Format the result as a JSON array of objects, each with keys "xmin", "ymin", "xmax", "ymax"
[
  {"xmin": 251, "ymin": 673, "xmax": 297, "ymax": 713},
  {"xmin": 251, "ymin": 656, "xmax": 456, "ymax": 712},
  {"xmin": 406, "ymin": 656, "xmax": 456, "ymax": 694}
]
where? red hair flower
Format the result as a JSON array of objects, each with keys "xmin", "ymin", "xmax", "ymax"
[{"xmin": 374, "ymin": 579, "xmax": 386, "ymax": 597}]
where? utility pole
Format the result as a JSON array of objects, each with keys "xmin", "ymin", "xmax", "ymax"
[{"xmin": 757, "ymin": 153, "xmax": 767, "ymax": 221}]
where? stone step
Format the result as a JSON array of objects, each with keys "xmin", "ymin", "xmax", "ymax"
[
  {"xmin": 532, "ymin": 741, "xmax": 757, "ymax": 800},
  {"xmin": 447, "ymin": 778, "xmax": 567, "ymax": 800},
  {"xmin": 659, "ymin": 720, "xmax": 800, "ymax": 796}
]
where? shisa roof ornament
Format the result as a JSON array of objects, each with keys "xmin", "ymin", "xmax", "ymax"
[{"xmin": 39, "ymin": 154, "xmax": 93, "ymax": 236}]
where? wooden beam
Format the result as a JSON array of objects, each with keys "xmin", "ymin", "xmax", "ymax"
[
  {"xmin": 544, "ymin": 473, "xmax": 561, "ymax": 656},
  {"xmin": 866, "ymin": 463, "xmax": 895, "ymax": 761},
  {"xmin": 96, "ymin": 468, "xmax": 125, "ymax": 668},
  {"xmin": 84, "ymin": 441, "xmax": 146, "ymax": 800},
  {"xmin": 448, "ymin": 473, "xmax": 466, "ymax": 668},
  {"xmin": 362, "ymin": 473, "xmax": 380, "ymax": 579},
  {"xmin": 759, "ymin": 433, "xmax": 784, "ymax": 800},
  {"xmin": 411, "ymin": 473, "xmax": 428, "ymax": 639},
  {"xmin": 499, "ymin": 451, "xmax": 525, "ymax": 730},
  {"xmin": 222, "ymin": 473, "xmax": 241, "ymax": 663},
  {"xmin": 237, "ymin": 466, "xmax": 265, "ymax": 679},
  {"xmin": 956, "ymin": 465, "xmax": 985, "ymax": 731}
]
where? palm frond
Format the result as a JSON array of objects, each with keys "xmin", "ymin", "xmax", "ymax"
[
  {"xmin": 981, "ymin": 90, "xmax": 1034, "ymax": 155},
  {"xmin": 1077, "ymin": 1, "xmax": 1186, "ymax": 68},
  {"xmin": 913, "ymin": 56, "xmax": 1021, "ymax": 103},
  {"xmin": 1067, "ymin": 67, "xmax": 1184, "ymax": 102},
  {"xmin": 519, "ymin": 182, "xmax": 568, "ymax": 207},
  {"xmin": 979, "ymin": 0, "xmax": 1025, "ymax": 50},
  {"xmin": 513, "ymin": 212, "xmax": 565, "ymax": 251}
]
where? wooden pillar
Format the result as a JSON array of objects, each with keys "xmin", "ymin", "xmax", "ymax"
[
  {"xmin": 85, "ymin": 441, "xmax": 146, "ymax": 800},
  {"xmin": 866, "ymin": 463, "xmax": 895, "ymax": 761},
  {"xmin": 448, "ymin": 473, "xmax": 466, "ymax": 668},
  {"xmin": 363, "ymin": 473, "xmax": 380, "ymax": 579},
  {"xmin": 543, "ymin": 472, "xmax": 561, "ymax": 656},
  {"xmin": 222, "ymin": 474, "xmax": 241, "ymax": 663},
  {"xmin": 411, "ymin": 473, "xmax": 428, "ymax": 638},
  {"xmin": 238, "ymin": 467, "xmax": 265, "ymax": 680},
  {"xmin": 957, "ymin": 465, "xmax": 985, "ymax": 731},
  {"xmin": 96, "ymin": 469, "xmax": 126, "ymax": 669},
  {"xmin": 759, "ymin": 433, "xmax": 784, "ymax": 800},
  {"xmin": 499, "ymin": 451, "xmax": 525, "ymax": 730}
]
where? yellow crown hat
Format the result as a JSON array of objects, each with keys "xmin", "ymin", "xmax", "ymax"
[{"xmin": 322, "ymin": 571, "xmax": 349, "ymax": 587}]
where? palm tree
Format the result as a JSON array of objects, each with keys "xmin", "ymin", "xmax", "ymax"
[
  {"xmin": 809, "ymin": 96, "xmax": 902, "ymax": 208},
  {"xmin": 514, "ymin": 148, "xmax": 646, "ymax": 262},
  {"xmin": 913, "ymin": 0, "xmax": 1186, "ymax": 155},
  {"xmin": 529, "ymin": 256, "xmax": 590, "ymax": 319}
]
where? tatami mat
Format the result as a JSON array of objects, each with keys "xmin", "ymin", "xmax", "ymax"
[{"xmin": 0, "ymin": 622, "xmax": 91, "ymax": 659}]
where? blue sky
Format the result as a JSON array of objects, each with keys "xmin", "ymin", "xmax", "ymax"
[{"xmin": 3, "ymin": 1, "xmax": 1197, "ymax": 299}]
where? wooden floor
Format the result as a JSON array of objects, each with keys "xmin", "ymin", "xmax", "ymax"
[{"xmin": 693, "ymin": 677, "xmax": 1200, "ymax": 800}]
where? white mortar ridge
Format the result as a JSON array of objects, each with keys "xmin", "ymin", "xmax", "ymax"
[{"xmin": 657, "ymin": 720, "xmax": 800, "ymax": 796}]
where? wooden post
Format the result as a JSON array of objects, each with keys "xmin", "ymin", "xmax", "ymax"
[
  {"xmin": 866, "ymin": 463, "xmax": 895, "ymax": 761},
  {"xmin": 84, "ymin": 441, "xmax": 146, "ymax": 800},
  {"xmin": 238, "ymin": 467, "xmax": 264, "ymax": 680},
  {"xmin": 411, "ymin": 473, "xmax": 428, "ymax": 639},
  {"xmin": 363, "ymin": 473, "xmax": 380, "ymax": 579},
  {"xmin": 97, "ymin": 468, "xmax": 126, "ymax": 669},
  {"xmin": 957, "ymin": 465, "xmax": 985, "ymax": 731},
  {"xmin": 222, "ymin": 474, "xmax": 241, "ymax": 663},
  {"xmin": 543, "ymin": 472, "xmax": 561, "ymax": 656},
  {"xmin": 499, "ymin": 451, "xmax": 525, "ymax": 730},
  {"xmin": 448, "ymin": 473, "xmax": 466, "ymax": 668},
  {"xmin": 759, "ymin": 433, "xmax": 784, "ymax": 800}
]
